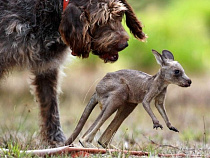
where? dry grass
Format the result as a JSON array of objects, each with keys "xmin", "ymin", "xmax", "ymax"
[{"xmin": 0, "ymin": 62, "xmax": 209, "ymax": 157}]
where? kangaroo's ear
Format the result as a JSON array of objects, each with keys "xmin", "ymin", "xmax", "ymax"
[
  {"xmin": 59, "ymin": 3, "xmax": 91, "ymax": 58},
  {"xmin": 162, "ymin": 50, "xmax": 174, "ymax": 61},
  {"xmin": 152, "ymin": 49, "xmax": 165, "ymax": 66},
  {"xmin": 120, "ymin": 0, "xmax": 147, "ymax": 41}
]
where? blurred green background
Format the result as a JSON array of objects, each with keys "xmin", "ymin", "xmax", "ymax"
[
  {"xmin": 0, "ymin": 0, "xmax": 209, "ymax": 154},
  {"xmin": 82, "ymin": 0, "xmax": 210, "ymax": 73}
]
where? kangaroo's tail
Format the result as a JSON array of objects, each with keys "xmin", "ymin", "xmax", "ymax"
[{"xmin": 65, "ymin": 93, "xmax": 98, "ymax": 145}]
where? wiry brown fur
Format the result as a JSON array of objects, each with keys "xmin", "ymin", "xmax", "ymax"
[
  {"xmin": 0, "ymin": 0, "xmax": 146, "ymax": 146},
  {"xmin": 59, "ymin": 0, "xmax": 146, "ymax": 62},
  {"xmin": 121, "ymin": 0, "xmax": 147, "ymax": 41}
]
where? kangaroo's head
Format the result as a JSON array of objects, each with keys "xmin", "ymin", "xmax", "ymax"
[{"xmin": 152, "ymin": 49, "xmax": 192, "ymax": 87}]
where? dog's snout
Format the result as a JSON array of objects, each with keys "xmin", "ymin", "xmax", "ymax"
[{"xmin": 117, "ymin": 41, "xmax": 128, "ymax": 51}]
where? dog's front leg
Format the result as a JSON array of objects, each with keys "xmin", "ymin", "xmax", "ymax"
[{"xmin": 32, "ymin": 68, "xmax": 66, "ymax": 146}]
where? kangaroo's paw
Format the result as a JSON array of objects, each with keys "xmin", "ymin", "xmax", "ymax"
[
  {"xmin": 98, "ymin": 140, "xmax": 119, "ymax": 149},
  {"xmin": 167, "ymin": 122, "xmax": 179, "ymax": 132},
  {"xmin": 169, "ymin": 126, "xmax": 179, "ymax": 132},
  {"xmin": 79, "ymin": 139, "xmax": 96, "ymax": 148},
  {"xmin": 153, "ymin": 122, "xmax": 163, "ymax": 130}
]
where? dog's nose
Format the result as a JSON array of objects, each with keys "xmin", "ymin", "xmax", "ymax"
[{"xmin": 117, "ymin": 41, "xmax": 128, "ymax": 51}]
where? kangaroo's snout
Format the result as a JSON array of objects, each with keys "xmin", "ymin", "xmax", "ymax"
[
  {"xmin": 180, "ymin": 78, "xmax": 192, "ymax": 87},
  {"xmin": 183, "ymin": 74, "xmax": 192, "ymax": 87},
  {"xmin": 185, "ymin": 79, "xmax": 192, "ymax": 87},
  {"xmin": 188, "ymin": 79, "xmax": 192, "ymax": 85}
]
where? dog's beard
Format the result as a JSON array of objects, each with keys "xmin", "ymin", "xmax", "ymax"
[{"xmin": 92, "ymin": 50, "xmax": 119, "ymax": 63}]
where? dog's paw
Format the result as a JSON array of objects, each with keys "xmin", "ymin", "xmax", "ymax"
[
  {"xmin": 54, "ymin": 130, "xmax": 66, "ymax": 143},
  {"xmin": 50, "ymin": 130, "xmax": 66, "ymax": 147}
]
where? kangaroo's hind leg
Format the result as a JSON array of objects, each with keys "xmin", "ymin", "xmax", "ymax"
[
  {"xmin": 79, "ymin": 102, "xmax": 118, "ymax": 147},
  {"xmin": 98, "ymin": 103, "xmax": 137, "ymax": 148},
  {"xmin": 79, "ymin": 106, "xmax": 105, "ymax": 147},
  {"xmin": 79, "ymin": 94, "xmax": 126, "ymax": 147},
  {"xmin": 81, "ymin": 105, "xmax": 104, "ymax": 139}
]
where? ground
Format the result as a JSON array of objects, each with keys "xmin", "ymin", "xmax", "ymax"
[{"xmin": 0, "ymin": 61, "xmax": 209, "ymax": 157}]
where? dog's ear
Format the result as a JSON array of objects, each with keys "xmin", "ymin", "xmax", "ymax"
[
  {"xmin": 59, "ymin": 3, "xmax": 91, "ymax": 58},
  {"xmin": 89, "ymin": 1, "xmax": 127, "ymax": 27},
  {"xmin": 108, "ymin": 1, "xmax": 127, "ymax": 19},
  {"xmin": 120, "ymin": 0, "xmax": 147, "ymax": 41}
]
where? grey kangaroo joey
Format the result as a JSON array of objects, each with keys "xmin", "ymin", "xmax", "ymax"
[{"xmin": 65, "ymin": 49, "xmax": 192, "ymax": 148}]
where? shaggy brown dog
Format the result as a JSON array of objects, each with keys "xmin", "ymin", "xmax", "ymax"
[{"xmin": 0, "ymin": 0, "xmax": 146, "ymax": 146}]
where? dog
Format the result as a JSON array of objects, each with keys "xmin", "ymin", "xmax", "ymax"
[{"xmin": 0, "ymin": 0, "xmax": 146, "ymax": 146}]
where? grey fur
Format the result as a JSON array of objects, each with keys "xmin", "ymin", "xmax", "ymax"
[{"xmin": 65, "ymin": 49, "xmax": 192, "ymax": 148}]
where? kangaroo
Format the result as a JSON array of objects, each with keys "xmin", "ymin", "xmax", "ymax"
[{"xmin": 65, "ymin": 49, "xmax": 192, "ymax": 148}]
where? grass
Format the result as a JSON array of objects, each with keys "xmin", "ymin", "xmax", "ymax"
[{"xmin": 0, "ymin": 66, "xmax": 209, "ymax": 157}]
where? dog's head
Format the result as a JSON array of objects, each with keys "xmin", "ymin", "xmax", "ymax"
[{"xmin": 59, "ymin": 0, "xmax": 146, "ymax": 62}]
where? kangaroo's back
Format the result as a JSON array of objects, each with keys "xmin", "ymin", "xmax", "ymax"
[{"xmin": 96, "ymin": 69, "xmax": 154, "ymax": 103}]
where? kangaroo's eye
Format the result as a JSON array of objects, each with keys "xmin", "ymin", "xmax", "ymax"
[{"xmin": 174, "ymin": 70, "xmax": 180, "ymax": 75}]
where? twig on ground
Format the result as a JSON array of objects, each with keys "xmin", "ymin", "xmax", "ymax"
[
  {"xmin": 0, "ymin": 146, "xmax": 149, "ymax": 157},
  {"xmin": 0, "ymin": 146, "xmax": 209, "ymax": 157}
]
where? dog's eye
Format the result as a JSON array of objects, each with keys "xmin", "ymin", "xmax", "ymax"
[{"xmin": 174, "ymin": 70, "xmax": 180, "ymax": 75}]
